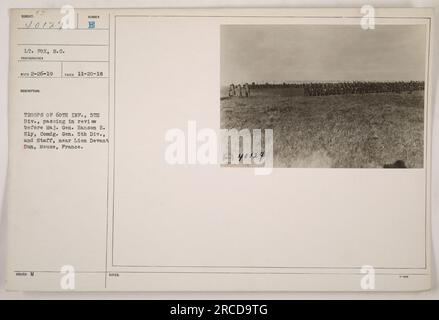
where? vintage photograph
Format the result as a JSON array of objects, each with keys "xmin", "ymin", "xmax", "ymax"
[{"xmin": 220, "ymin": 25, "xmax": 426, "ymax": 168}]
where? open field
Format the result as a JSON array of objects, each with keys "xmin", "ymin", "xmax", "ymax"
[{"xmin": 220, "ymin": 90, "xmax": 424, "ymax": 168}]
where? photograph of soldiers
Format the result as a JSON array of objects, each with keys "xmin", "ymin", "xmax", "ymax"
[{"xmin": 220, "ymin": 25, "xmax": 426, "ymax": 168}]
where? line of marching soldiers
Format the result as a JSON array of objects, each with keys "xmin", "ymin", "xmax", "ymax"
[
  {"xmin": 229, "ymin": 83, "xmax": 251, "ymax": 97},
  {"xmin": 302, "ymin": 81, "xmax": 424, "ymax": 96}
]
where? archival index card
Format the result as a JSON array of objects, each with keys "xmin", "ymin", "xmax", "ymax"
[{"xmin": 6, "ymin": 8, "xmax": 433, "ymax": 291}]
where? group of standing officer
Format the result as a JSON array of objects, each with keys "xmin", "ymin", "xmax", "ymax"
[{"xmin": 229, "ymin": 83, "xmax": 251, "ymax": 97}]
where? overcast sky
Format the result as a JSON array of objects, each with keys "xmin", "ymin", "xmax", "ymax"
[{"xmin": 221, "ymin": 25, "xmax": 427, "ymax": 85}]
